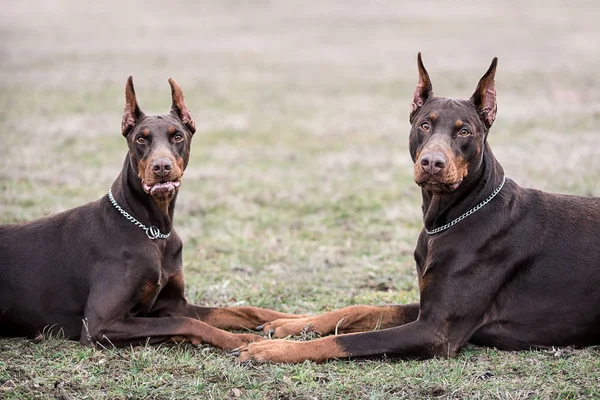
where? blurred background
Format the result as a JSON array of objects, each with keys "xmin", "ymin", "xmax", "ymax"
[{"xmin": 1, "ymin": 0, "xmax": 599, "ymax": 303}]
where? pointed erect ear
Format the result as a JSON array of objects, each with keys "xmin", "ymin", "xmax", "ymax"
[
  {"xmin": 122, "ymin": 76, "xmax": 145, "ymax": 136},
  {"xmin": 471, "ymin": 57, "xmax": 498, "ymax": 129},
  {"xmin": 168, "ymin": 78, "xmax": 196, "ymax": 134},
  {"xmin": 410, "ymin": 52, "xmax": 433, "ymax": 122}
]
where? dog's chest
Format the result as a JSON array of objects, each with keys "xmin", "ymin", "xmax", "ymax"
[{"xmin": 131, "ymin": 252, "xmax": 181, "ymax": 316}]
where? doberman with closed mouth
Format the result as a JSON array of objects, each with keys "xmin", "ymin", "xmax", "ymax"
[
  {"xmin": 0, "ymin": 77, "xmax": 302, "ymax": 350},
  {"xmin": 235, "ymin": 54, "xmax": 600, "ymax": 363}
]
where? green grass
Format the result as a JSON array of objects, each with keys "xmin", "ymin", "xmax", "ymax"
[
  {"xmin": 1, "ymin": 1, "xmax": 600, "ymax": 398},
  {"xmin": 2, "ymin": 339, "xmax": 598, "ymax": 399}
]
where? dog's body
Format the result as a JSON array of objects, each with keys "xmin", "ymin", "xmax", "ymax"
[
  {"xmin": 0, "ymin": 77, "xmax": 298, "ymax": 350},
  {"xmin": 236, "ymin": 55, "xmax": 600, "ymax": 363}
]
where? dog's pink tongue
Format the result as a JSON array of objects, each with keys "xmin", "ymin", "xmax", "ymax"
[{"xmin": 449, "ymin": 180, "xmax": 463, "ymax": 191}]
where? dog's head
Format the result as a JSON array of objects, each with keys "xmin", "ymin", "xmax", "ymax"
[
  {"xmin": 408, "ymin": 53, "xmax": 497, "ymax": 193},
  {"xmin": 121, "ymin": 76, "xmax": 196, "ymax": 200}
]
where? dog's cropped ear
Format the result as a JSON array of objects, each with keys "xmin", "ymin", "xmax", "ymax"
[
  {"xmin": 122, "ymin": 76, "xmax": 145, "ymax": 136},
  {"xmin": 471, "ymin": 57, "xmax": 498, "ymax": 129},
  {"xmin": 168, "ymin": 78, "xmax": 196, "ymax": 134},
  {"xmin": 410, "ymin": 52, "xmax": 433, "ymax": 123}
]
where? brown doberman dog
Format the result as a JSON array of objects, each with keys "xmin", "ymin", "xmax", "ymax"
[
  {"xmin": 0, "ymin": 77, "xmax": 301, "ymax": 350},
  {"xmin": 235, "ymin": 54, "xmax": 600, "ymax": 363}
]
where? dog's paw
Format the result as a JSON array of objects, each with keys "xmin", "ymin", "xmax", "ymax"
[
  {"xmin": 233, "ymin": 339, "xmax": 302, "ymax": 363},
  {"xmin": 233, "ymin": 336, "xmax": 345, "ymax": 364},
  {"xmin": 271, "ymin": 312, "xmax": 310, "ymax": 320},
  {"xmin": 257, "ymin": 317, "xmax": 317, "ymax": 338},
  {"xmin": 219, "ymin": 333, "xmax": 264, "ymax": 350}
]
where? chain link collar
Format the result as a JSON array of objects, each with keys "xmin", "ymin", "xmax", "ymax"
[
  {"xmin": 107, "ymin": 189, "xmax": 171, "ymax": 240},
  {"xmin": 425, "ymin": 175, "xmax": 506, "ymax": 235}
]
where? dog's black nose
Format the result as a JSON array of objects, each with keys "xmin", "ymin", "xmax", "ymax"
[
  {"xmin": 420, "ymin": 152, "xmax": 446, "ymax": 175},
  {"xmin": 152, "ymin": 158, "xmax": 173, "ymax": 177}
]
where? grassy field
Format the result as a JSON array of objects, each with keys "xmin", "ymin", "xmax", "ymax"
[{"xmin": 1, "ymin": 0, "xmax": 599, "ymax": 398}]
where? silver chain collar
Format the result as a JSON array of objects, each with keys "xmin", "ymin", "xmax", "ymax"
[
  {"xmin": 425, "ymin": 175, "xmax": 506, "ymax": 235},
  {"xmin": 107, "ymin": 189, "xmax": 171, "ymax": 240}
]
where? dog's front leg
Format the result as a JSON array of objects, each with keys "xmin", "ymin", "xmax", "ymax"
[
  {"xmin": 236, "ymin": 317, "xmax": 454, "ymax": 363},
  {"xmin": 256, "ymin": 303, "xmax": 420, "ymax": 337},
  {"xmin": 175, "ymin": 304, "xmax": 308, "ymax": 331},
  {"xmin": 147, "ymin": 272, "xmax": 306, "ymax": 331},
  {"xmin": 82, "ymin": 274, "xmax": 263, "ymax": 350},
  {"xmin": 81, "ymin": 316, "xmax": 262, "ymax": 350}
]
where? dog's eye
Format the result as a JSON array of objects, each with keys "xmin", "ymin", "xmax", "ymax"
[
  {"xmin": 172, "ymin": 134, "xmax": 184, "ymax": 143},
  {"xmin": 135, "ymin": 137, "xmax": 146, "ymax": 145},
  {"xmin": 420, "ymin": 122, "xmax": 430, "ymax": 131},
  {"xmin": 458, "ymin": 128, "xmax": 471, "ymax": 137}
]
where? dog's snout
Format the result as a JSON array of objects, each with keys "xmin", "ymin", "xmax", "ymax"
[
  {"xmin": 420, "ymin": 152, "xmax": 447, "ymax": 175},
  {"xmin": 151, "ymin": 158, "xmax": 173, "ymax": 177}
]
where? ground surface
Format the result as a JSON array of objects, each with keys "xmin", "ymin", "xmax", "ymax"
[{"xmin": 1, "ymin": 1, "xmax": 599, "ymax": 398}]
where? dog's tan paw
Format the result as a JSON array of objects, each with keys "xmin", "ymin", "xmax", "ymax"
[
  {"xmin": 218, "ymin": 333, "xmax": 264, "ymax": 350},
  {"xmin": 258, "ymin": 317, "xmax": 317, "ymax": 338},
  {"xmin": 233, "ymin": 339, "xmax": 304, "ymax": 363}
]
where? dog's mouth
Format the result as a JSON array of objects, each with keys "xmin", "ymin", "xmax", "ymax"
[
  {"xmin": 417, "ymin": 178, "xmax": 463, "ymax": 193},
  {"xmin": 142, "ymin": 180, "xmax": 181, "ymax": 197}
]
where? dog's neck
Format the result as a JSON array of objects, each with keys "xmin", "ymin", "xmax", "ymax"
[
  {"xmin": 421, "ymin": 142, "xmax": 505, "ymax": 232},
  {"xmin": 110, "ymin": 155, "xmax": 177, "ymax": 235}
]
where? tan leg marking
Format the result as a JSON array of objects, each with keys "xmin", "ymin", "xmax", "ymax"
[
  {"xmin": 168, "ymin": 319, "xmax": 265, "ymax": 349},
  {"xmin": 202, "ymin": 307, "xmax": 307, "ymax": 331},
  {"xmin": 237, "ymin": 336, "xmax": 348, "ymax": 363},
  {"xmin": 260, "ymin": 305, "xmax": 404, "ymax": 337}
]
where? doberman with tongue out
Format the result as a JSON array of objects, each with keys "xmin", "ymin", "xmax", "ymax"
[
  {"xmin": 235, "ymin": 54, "xmax": 600, "ymax": 363},
  {"xmin": 0, "ymin": 77, "xmax": 302, "ymax": 350}
]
